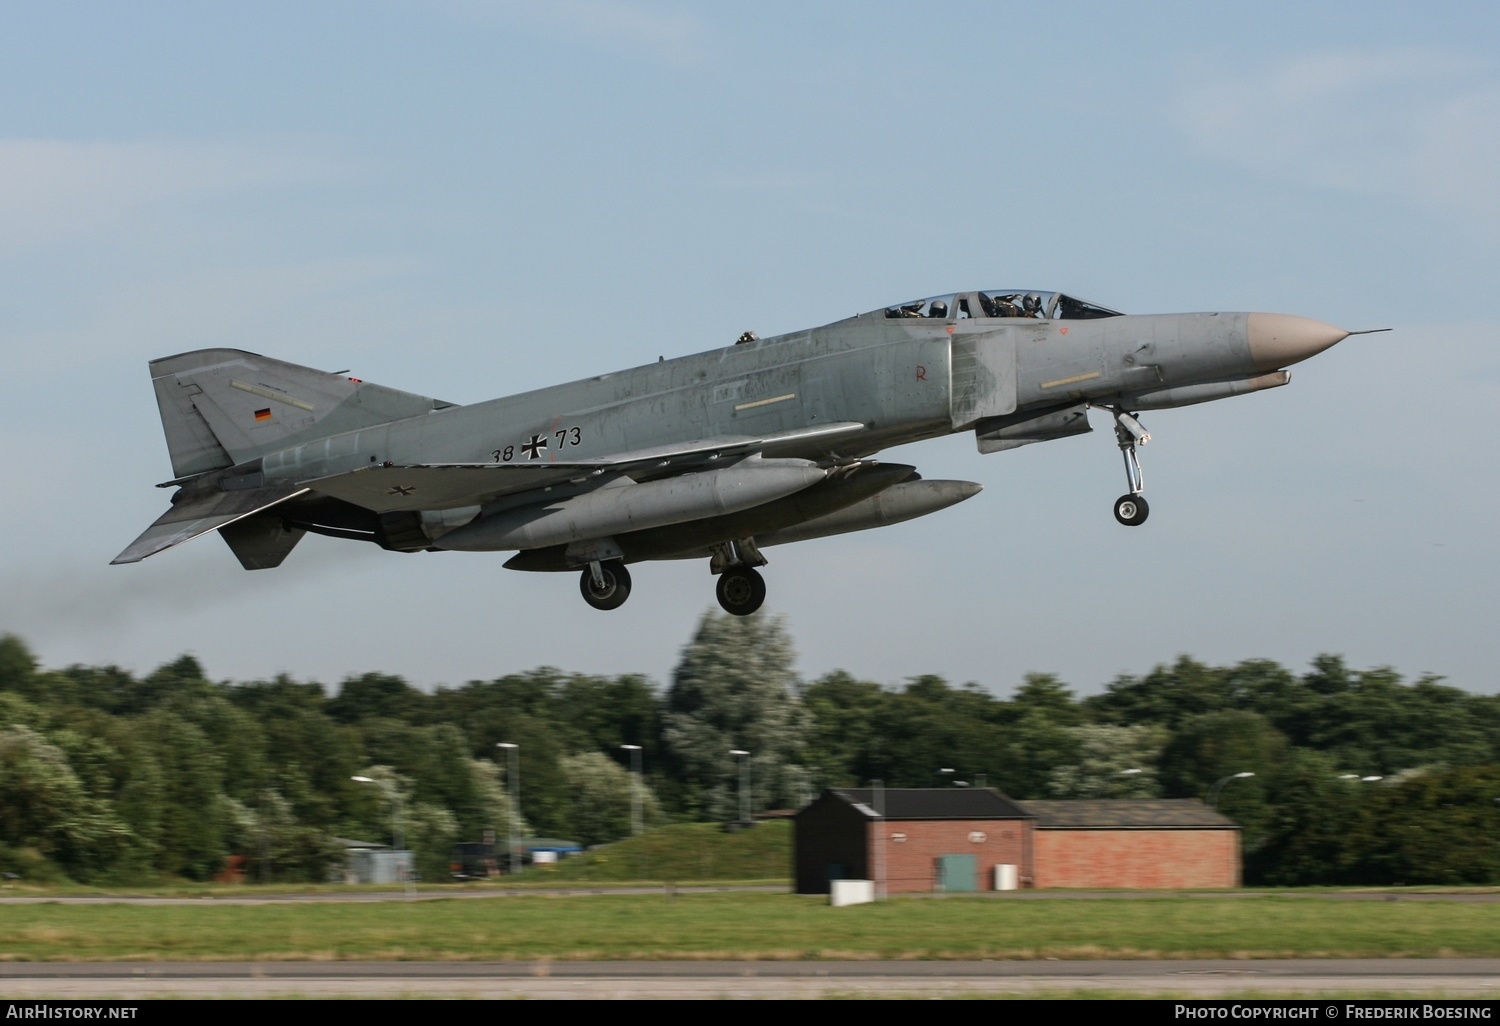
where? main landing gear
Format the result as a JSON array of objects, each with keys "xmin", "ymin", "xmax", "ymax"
[
  {"xmin": 711, "ymin": 537, "xmax": 768, "ymax": 616},
  {"xmin": 1108, "ymin": 406, "xmax": 1150, "ymax": 527},
  {"xmin": 579, "ymin": 560, "xmax": 631, "ymax": 610},
  {"xmin": 575, "ymin": 539, "xmax": 771, "ymax": 616},
  {"xmin": 716, "ymin": 566, "xmax": 767, "ymax": 616}
]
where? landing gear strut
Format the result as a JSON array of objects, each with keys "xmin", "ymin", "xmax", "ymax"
[
  {"xmin": 1109, "ymin": 407, "xmax": 1150, "ymax": 527},
  {"xmin": 579, "ymin": 560, "xmax": 631, "ymax": 610}
]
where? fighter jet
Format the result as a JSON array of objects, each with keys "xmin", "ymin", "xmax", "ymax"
[{"xmin": 113, "ymin": 290, "xmax": 1355, "ymax": 616}]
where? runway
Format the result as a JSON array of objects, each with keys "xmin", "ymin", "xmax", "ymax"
[{"xmin": 3, "ymin": 959, "xmax": 1498, "ymax": 999}]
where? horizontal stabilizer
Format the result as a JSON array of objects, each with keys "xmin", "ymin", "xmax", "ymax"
[
  {"xmin": 306, "ymin": 421, "xmax": 866, "ymax": 513},
  {"xmin": 111, "ymin": 486, "xmax": 310, "ymax": 564}
]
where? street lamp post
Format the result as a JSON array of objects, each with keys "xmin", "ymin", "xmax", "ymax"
[
  {"xmin": 496, "ymin": 743, "xmax": 520, "ymax": 875},
  {"xmin": 1208, "ymin": 771, "xmax": 1255, "ymax": 809},
  {"xmin": 936, "ymin": 767, "xmax": 969, "ymax": 787},
  {"xmin": 351, "ymin": 774, "xmax": 412, "ymax": 897},
  {"xmin": 621, "ymin": 744, "xmax": 643, "ymax": 837},
  {"xmin": 729, "ymin": 749, "xmax": 750, "ymax": 826}
]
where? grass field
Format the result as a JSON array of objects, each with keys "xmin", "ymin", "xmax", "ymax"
[
  {"xmin": 3, "ymin": 892, "xmax": 1499, "ymax": 962},
  {"xmin": 543, "ymin": 820, "xmax": 792, "ymax": 882}
]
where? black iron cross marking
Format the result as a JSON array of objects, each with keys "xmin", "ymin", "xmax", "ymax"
[
  {"xmin": 521, "ymin": 434, "xmax": 548, "ymax": 460},
  {"xmin": 387, "ymin": 484, "xmax": 415, "ymax": 497}
]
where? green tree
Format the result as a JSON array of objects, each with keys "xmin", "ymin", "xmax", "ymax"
[
  {"xmin": 996, "ymin": 673, "xmax": 1082, "ymax": 798},
  {"xmin": 867, "ymin": 676, "xmax": 1005, "ymax": 789},
  {"xmin": 1247, "ymin": 749, "xmax": 1360, "ymax": 885},
  {"xmin": 1047, "ymin": 724, "xmax": 1166, "ymax": 798},
  {"xmin": 559, "ymin": 751, "xmax": 663, "ymax": 846},
  {"xmin": 350, "ymin": 765, "xmax": 457, "ymax": 882},
  {"xmin": 326, "ymin": 672, "xmax": 422, "ymax": 724},
  {"xmin": 800, "ymin": 671, "xmax": 888, "ymax": 787},
  {"xmin": 1158, "ymin": 710, "xmax": 1288, "ymax": 845},
  {"xmin": 0, "ymin": 726, "xmax": 132, "ymax": 880},
  {"xmin": 140, "ymin": 709, "xmax": 228, "ymax": 879},
  {"xmin": 0, "ymin": 634, "xmax": 39, "ymax": 697},
  {"xmin": 664, "ymin": 612, "xmax": 809, "ymax": 819},
  {"xmin": 1354, "ymin": 767, "xmax": 1500, "ymax": 885}
]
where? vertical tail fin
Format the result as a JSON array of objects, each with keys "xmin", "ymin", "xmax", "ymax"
[{"xmin": 149, "ymin": 349, "xmax": 456, "ymax": 478}]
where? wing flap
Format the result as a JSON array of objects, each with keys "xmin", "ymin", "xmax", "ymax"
[
  {"xmin": 306, "ymin": 421, "xmax": 866, "ymax": 513},
  {"xmin": 111, "ymin": 486, "xmax": 310, "ymax": 564}
]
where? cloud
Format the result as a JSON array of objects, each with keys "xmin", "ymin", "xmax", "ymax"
[
  {"xmin": 0, "ymin": 139, "xmax": 338, "ymax": 253},
  {"xmin": 1178, "ymin": 49, "xmax": 1500, "ymax": 234}
]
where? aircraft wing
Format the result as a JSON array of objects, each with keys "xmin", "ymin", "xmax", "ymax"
[
  {"xmin": 304, "ymin": 421, "xmax": 866, "ymax": 513},
  {"xmin": 110, "ymin": 486, "xmax": 311, "ymax": 564}
]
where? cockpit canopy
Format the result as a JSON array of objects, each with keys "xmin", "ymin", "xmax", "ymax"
[{"xmin": 882, "ymin": 290, "xmax": 1122, "ymax": 321}]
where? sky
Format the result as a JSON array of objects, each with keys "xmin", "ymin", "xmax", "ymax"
[{"xmin": 1, "ymin": 1, "xmax": 1497, "ymax": 699}]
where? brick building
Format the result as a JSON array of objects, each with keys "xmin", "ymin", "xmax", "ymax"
[
  {"xmin": 794, "ymin": 788, "xmax": 1032, "ymax": 894},
  {"xmin": 794, "ymin": 789, "xmax": 1239, "ymax": 893},
  {"xmin": 1026, "ymin": 799, "xmax": 1241, "ymax": 888}
]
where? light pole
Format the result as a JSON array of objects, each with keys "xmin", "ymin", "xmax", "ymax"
[
  {"xmin": 351, "ymin": 774, "xmax": 412, "ymax": 897},
  {"xmin": 730, "ymin": 749, "xmax": 750, "ymax": 826},
  {"xmin": 1208, "ymin": 771, "xmax": 1254, "ymax": 809},
  {"xmin": 936, "ymin": 767, "xmax": 970, "ymax": 787},
  {"xmin": 621, "ymin": 744, "xmax": 643, "ymax": 837},
  {"xmin": 496, "ymin": 742, "xmax": 520, "ymax": 875}
]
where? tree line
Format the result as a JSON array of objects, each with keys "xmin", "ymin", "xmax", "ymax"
[{"xmin": 2, "ymin": 616, "xmax": 1498, "ymax": 886}]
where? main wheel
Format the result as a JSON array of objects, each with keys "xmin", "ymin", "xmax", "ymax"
[
  {"xmin": 1113, "ymin": 493, "xmax": 1149, "ymax": 527},
  {"xmin": 579, "ymin": 561, "xmax": 632, "ymax": 610},
  {"xmin": 715, "ymin": 566, "xmax": 766, "ymax": 616}
]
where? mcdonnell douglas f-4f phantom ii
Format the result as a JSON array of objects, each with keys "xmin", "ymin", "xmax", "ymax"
[{"xmin": 114, "ymin": 290, "xmax": 1357, "ymax": 616}]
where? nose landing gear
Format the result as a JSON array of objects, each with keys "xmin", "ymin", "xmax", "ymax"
[
  {"xmin": 1113, "ymin": 493, "xmax": 1149, "ymax": 527},
  {"xmin": 1109, "ymin": 407, "xmax": 1150, "ymax": 527}
]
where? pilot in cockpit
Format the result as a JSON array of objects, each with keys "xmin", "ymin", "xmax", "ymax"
[{"xmin": 994, "ymin": 294, "xmax": 1023, "ymax": 318}]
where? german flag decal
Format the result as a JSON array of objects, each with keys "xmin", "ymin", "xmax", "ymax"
[{"xmin": 254, "ymin": 408, "xmax": 273, "ymax": 422}]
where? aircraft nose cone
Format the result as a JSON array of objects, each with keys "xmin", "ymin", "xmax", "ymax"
[{"xmin": 1247, "ymin": 313, "xmax": 1350, "ymax": 371}]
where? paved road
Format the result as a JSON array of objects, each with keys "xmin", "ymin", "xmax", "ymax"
[{"xmin": 2, "ymin": 960, "xmax": 1497, "ymax": 998}]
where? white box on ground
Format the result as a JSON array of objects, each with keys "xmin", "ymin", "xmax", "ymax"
[{"xmin": 830, "ymin": 880, "xmax": 875, "ymax": 906}]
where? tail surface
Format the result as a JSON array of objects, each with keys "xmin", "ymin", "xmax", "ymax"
[
  {"xmin": 150, "ymin": 349, "xmax": 456, "ymax": 479},
  {"xmin": 116, "ymin": 349, "xmax": 456, "ymax": 567}
]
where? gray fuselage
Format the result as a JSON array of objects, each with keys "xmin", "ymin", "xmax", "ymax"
[{"xmin": 256, "ymin": 308, "xmax": 1261, "ymax": 489}]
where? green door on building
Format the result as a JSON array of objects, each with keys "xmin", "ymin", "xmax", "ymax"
[{"xmin": 935, "ymin": 854, "xmax": 977, "ymax": 892}]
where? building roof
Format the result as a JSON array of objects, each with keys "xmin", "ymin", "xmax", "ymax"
[
  {"xmin": 1022, "ymin": 799, "xmax": 1237, "ymax": 830},
  {"xmin": 820, "ymin": 788, "xmax": 1033, "ymax": 821}
]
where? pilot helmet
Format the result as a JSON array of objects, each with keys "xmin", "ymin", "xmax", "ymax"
[{"xmin": 1023, "ymin": 293, "xmax": 1042, "ymax": 313}]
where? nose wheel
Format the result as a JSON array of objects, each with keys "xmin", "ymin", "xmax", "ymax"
[
  {"xmin": 716, "ymin": 566, "xmax": 766, "ymax": 616},
  {"xmin": 1113, "ymin": 493, "xmax": 1149, "ymax": 526},
  {"xmin": 579, "ymin": 560, "xmax": 631, "ymax": 610},
  {"xmin": 1109, "ymin": 407, "xmax": 1150, "ymax": 527}
]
